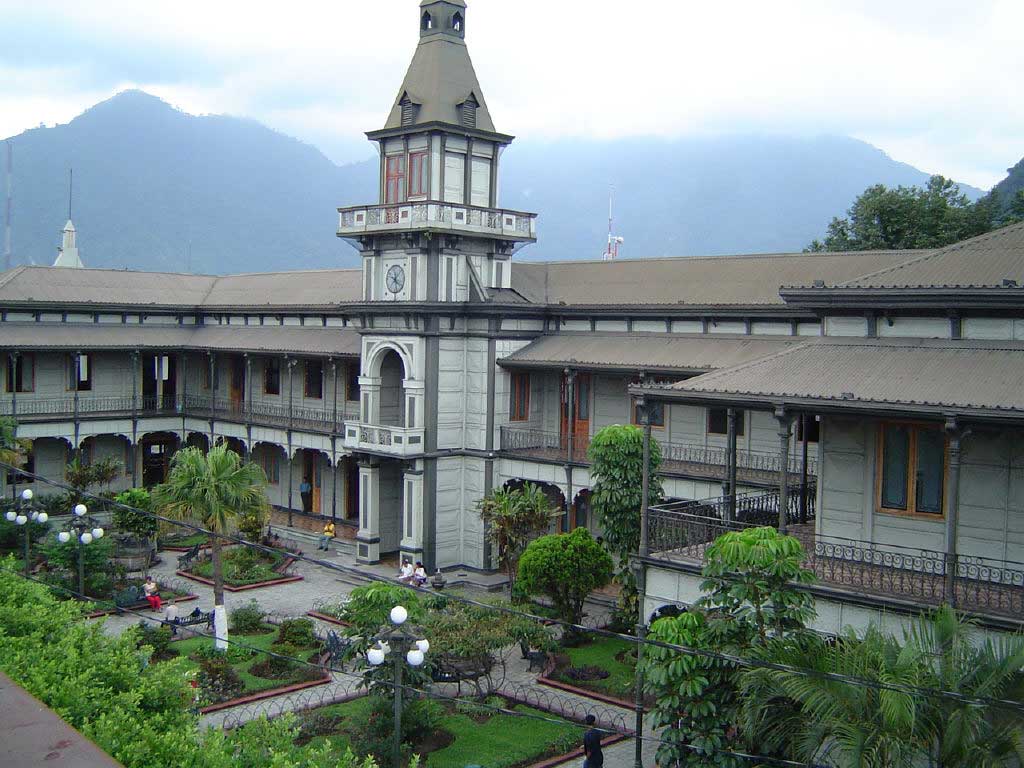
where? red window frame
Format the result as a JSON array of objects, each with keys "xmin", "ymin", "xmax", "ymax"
[
  {"xmin": 510, "ymin": 372, "xmax": 530, "ymax": 421},
  {"xmin": 385, "ymin": 155, "xmax": 406, "ymax": 203},
  {"xmin": 408, "ymin": 151, "xmax": 429, "ymax": 198}
]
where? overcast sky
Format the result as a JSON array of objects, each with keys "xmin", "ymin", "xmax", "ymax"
[{"xmin": 1, "ymin": 0, "xmax": 1021, "ymax": 188}]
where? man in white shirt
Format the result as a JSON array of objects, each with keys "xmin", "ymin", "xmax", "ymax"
[{"xmin": 398, "ymin": 560, "xmax": 415, "ymax": 584}]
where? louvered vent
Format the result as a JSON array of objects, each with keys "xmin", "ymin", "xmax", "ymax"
[
  {"xmin": 400, "ymin": 97, "xmax": 418, "ymax": 127},
  {"xmin": 461, "ymin": 96, "xmax": 478, "ymax": 128}
]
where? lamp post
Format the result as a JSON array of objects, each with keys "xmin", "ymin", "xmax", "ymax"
[
  {"xmin": 57, "ymin": 502, "xmax": 104, "ymax": 597},
  {"xmin": 366, "ymin": 604, "xmax": 430, "ymax": 768},
  {"xmin": 6, "ymin": 488, "xmax": 47, "ymax": 577}
]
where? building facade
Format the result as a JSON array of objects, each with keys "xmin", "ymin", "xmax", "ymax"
[{"xmin": 2, "ymin": 0, "xmax": 1022, "ymax": 632}]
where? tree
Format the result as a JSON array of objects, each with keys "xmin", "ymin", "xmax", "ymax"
[
  {"xmin": 113, "ymin": 488, "xmax": 158, "ymax": 541},
  {"xmin": 477, "ymin": 482, "xmax": 557, "ymax": 595},
  {"xmin": 806, "ymin": 175, "xmax": 996, "ymax": 252},
  {"xmin": 517, "ymin": 528, "xmax": 613, "ymax": 628},
  {"xmin": 588, "ymin": 423, "xmax": 663, "ymax": 625},
  {"xmin": 64, "ymin": 456, "xmax": 123, "ymax": 500},
  {"xmin": 152, "ymin": 445, "xmax": 269, "ymax": 649},
  {"xmin": 0, "ymin": 416, "xmax": 31, "ymax": 469}
]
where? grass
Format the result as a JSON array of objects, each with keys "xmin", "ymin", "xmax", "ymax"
[
  {"xmin": 168, "ymin": 623, "xmax": 321, "ymax": 699},
  {"xmin": 556, "ymin": 636, "xmax": 636, "ymax": 700},
  {"xmin": 188, "ymin": 548, "xmax": 285, "ymax": 586},
  {"xmin": 301, "ymin": 697, "xmax": 580, "ymax": 768},
  {"xmin": 160, "ymin": 533, "xmax": 210, "ymax": 548}
]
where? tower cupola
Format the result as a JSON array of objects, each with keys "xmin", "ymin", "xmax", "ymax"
[{"xmin": 420, "ymin": 0, "xmax": 465, "ymax": 41}]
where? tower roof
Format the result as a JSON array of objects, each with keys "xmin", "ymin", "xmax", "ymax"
[{"xmin": 377, "ymin": 1, "xmax": 503, "ymax": 137}]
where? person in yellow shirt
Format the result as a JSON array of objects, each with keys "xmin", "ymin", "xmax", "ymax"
[{"xmin": 318, "ymin": 521, "xmax": 336, "ymax": 551}]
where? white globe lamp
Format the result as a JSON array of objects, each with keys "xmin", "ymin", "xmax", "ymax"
[
  {"xmin": 15, "ymin": 514, "xmax": 27, "ymax": 526},
  {"xmin": 367, "ymin": 646, "xmax": 386, "ymax": 666},
  {"xmin": 390, "ymin": 605, "xmax": 408, "ymax": 626},
  {"xmin": 5, "ymin": 510, "xmax": 15, "ymax": 522},
  {"xmin": 92, "ymin": 527, "xmax": 104, "ymax": 539},
  {"xmin": 36, "ymin": 512, "xmax": 48, "ymax": 524},
  {"xmin": 406, "ymin": 649, "xmax": 425, "ymax": 667},
  {"xmin": 80, "ymin": 532, "xmax": 93, "ymax": 545},
  {"xmin": 74, "ymin": 503, "xmax": 87, "ymax": 517},
  {"xmin": 416, "ymin": 639, "xmax": 430, "ymax": 654},
  {"xmin": 58, "ymin": 531, "xmax": 71, "ymax": 543},
  {"xmin": 20, "ymin": 489, "xmax": 33, "ymax": 501}
]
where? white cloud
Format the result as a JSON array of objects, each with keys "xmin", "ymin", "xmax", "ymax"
[{"xmin": 0, "ymin": 0, "xmax": 1020, "ymax": 188}]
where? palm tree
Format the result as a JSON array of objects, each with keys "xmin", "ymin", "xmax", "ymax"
[
  {"xmin": 0, "ymin": 416, "xmax": 31, "ymax": 470},
  {"xmin": 153, "ymin": 444, "xmax": 268, "ymax": 648},
  {"xmin": 477, "ymin": 482, "xmax": 556, "ymax": 595}
]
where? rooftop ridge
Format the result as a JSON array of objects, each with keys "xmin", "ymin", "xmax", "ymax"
[{"xmin": 524, "ymin": 249, "xmax": 930, "ymax": 268}]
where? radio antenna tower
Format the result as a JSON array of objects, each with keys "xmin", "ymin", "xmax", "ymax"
[
  {"xmin": 603, "ymin": 185, "xmax": 623, "ymax": 260},
  {"xmin": 4, "ymin": 140, "xmax": 12, "ymax": 271}
]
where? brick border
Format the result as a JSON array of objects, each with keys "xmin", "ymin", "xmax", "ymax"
[
  {"xmin": 306, "ymin": 610, "xmax": 350, "ymax": 627},
  {"xmin": 526, "ymin": 733, "xmax": 630, "ymax": 768},
  {"xmin": 175, "ymin": 568, "xmax": 304, "ymax": 592},
  {"xmin": 198, "ymin": 674, "xmax": 331, "ymax": 714},
  {"xmin": 536, "ymin": 656, "xmax": 637, "ymax": 709}
]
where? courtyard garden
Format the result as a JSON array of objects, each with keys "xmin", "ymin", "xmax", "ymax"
[{"xmin": 179, "ymin": 545, "xmax": 300, "ymax": 589}]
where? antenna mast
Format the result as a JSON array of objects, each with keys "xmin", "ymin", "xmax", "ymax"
[
  {"xmin": 68, "ymin": 168, "xmax": 73, "ymax": 220},
  {"xmin": 603, "ymin": 184, "xmax": 623, "ymax": 260},
  {"xmin": 4, "ymin": 140, "xmax": 11, "ymax": 271}
]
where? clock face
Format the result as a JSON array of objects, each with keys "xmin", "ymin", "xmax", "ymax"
[{"xmin": 385, "ymin": 264, "xmax": 406, "ymax": 295}]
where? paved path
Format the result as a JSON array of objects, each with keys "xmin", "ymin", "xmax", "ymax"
[{"xmin": 90, "ymin": 526, "xmax": 658, "ymax": 767}]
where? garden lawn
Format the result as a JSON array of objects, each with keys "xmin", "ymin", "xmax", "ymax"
[
  {"xmin": 188, "ymin": 548, "xmax": 285, "ymax": 586},
  {"xmin": 170, "ymin": 624, "xmax": 320, "ymax": 698},
  {"xmin": 303, "ymin": 698, "xmax": 580, "ymax": 768},
  {"xmin": 557, "ymin": 636, "xmax": 636, "ymax": 700}
]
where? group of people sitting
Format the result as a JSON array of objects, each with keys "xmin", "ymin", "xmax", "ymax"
[{"xmin": 397, "ymin": 560, "xmax": 429, "ymax": 587}]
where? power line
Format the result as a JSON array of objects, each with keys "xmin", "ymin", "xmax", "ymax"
[{"xmin": 5, "ymin": 462, "xmax": 1024, "ymax": 715}]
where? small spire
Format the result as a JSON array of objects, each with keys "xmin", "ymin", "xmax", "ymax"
[{"xmin": 53, "ymin": 218, "xmax": 84, "ymax": 268}]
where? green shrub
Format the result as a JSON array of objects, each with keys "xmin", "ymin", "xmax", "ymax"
[
  {"xmin": 229, "ymin": 600, "xmax": 265, "ymax": 633},
  {"xmin": 135, "ymin": 622, "xmax": 175, "ymax": 662},
  {"xmin": 455, "ymin": 694, "xmax": 506, "ymax": 719},
  {"xmin": 277, "ymin": 617, "xmax": 317, "ymax": 648},
  {"xmin": 113, "ymin": 489, "xmax": 158, "ymax": 540},
  {"xmin": 198, "ymin": 652, "xmax": 245, "ymax": 703},
  {"xmin": 349, "ymin": 696, "xmax": 444, "ymax": 768},
  {"xmin": 194, "ymin": 642, "xmax": 256, "ymax": 665},
  {"xmin": 251, "ymin": 642, "xmax": 303, "ymax": 679},
  {"xmin": 517, "ymin": 528, "xmax": 613, "ymax": 628}
]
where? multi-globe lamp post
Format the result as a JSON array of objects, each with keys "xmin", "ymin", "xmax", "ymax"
[
  {"xmin": 5, "ymin": 488, "xmax": 47, "ymax": 577},
  {"xmin": 56, "ymin": 502, "xmax": 104, "ymax": 597},
  {"xmin": 366, "ymin": 604, "xmax": 430, "ymax": 768}
]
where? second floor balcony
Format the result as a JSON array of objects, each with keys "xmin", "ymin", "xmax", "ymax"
[
  {"xmin": 342, "ymin": 421, "xmax": 426, "ymax": 457},
  {"xmin": 337, "ymin": 201, "xmax": 537, "ymax": 242},
  {"xmin": 498, "ymin": 426, "xmax": 816, "ymax": 487}
]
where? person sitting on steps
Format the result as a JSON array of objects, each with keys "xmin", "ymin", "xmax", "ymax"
[
  {"xmin": 398, "ymin": 560, "xmax": 415, "ymax": 584},
  {"xmin": 318, "ymin": 520, "xmax": 335, "ymax": 551},
  {"xmin": 411, "ymin": 561, "xmax": 429, "ymax": 587}
]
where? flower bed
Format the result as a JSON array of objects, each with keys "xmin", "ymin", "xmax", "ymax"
[
  {"xmin": 295, "ymin": 695, "xmax": 587, "ymax": 768},
  {"xmin": 153, "ymin": 620, "xmax": 329, "ymax": 713},
  {"xmin": 159, "ymin": 533, "xmax": 211, "ymax": 552},
  {"xmin": 538, "ymin": 636, "xmax": 638, "ymax": 707},
  {"xmin": 177, "ymin": 546, "xmax": 303, "ymax": 591}
]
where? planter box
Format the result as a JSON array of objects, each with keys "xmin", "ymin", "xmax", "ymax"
[{"xmin": 175, "ymin": 570, "xmax": 304, "ymax": 592}]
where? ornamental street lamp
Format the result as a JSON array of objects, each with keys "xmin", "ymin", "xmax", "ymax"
[
  {"xmin": 366, "ymin": 604, "xmax": 430, "ymax": 768},
  {"xmin": 57, "ymin": 503, "xmax": 104, "ymax": 597},
  {"xmin": 5, "ymin": 488, "xmax": 47, "ymax": 577}
]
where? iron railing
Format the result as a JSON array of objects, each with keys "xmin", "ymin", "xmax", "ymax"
[
  {"xmin": 646, "ymin": 498, "xmax": 1024, "ymax": 622},
  {"xmin": 499, "ymin": 426, "xmax": 817, "ymax": 478},
  {"xmin": 338, "ymin": 200, "xmax": 537, "ymax": 240},
  {"xmin": 4, "ymin": 394, "xmax": 357, "ymax": 434}
]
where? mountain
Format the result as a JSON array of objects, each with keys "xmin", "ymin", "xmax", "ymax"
[
  {"xmin": 2, "ymin": 91, "xmax": 987, "ymax": 272},
  {"xmin": 990, "ymin": 156, "xmax": 1024, "ymax": 213}
]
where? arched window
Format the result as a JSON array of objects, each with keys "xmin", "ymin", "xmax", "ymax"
[
  {"xmin": 452, "ymin": 12, "xmax": 463, "ymax": 32},
  {"xmin": 421, "ymin": 11, "xmax": 433, "ymax": 30}
]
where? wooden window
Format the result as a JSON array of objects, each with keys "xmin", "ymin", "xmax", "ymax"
[
  {"xmin": 470, "ymin": 156, "xmax": 490, "ymax": 207},
  {"xmin": 257, "ymin": 449, "xmax": 280, "ymax": 484},
  {"xmin": 408, "ymin": 151, "xmax": 429, "ymax": 198},
  {"xmin": 385, "ymin": 155, "xmax": 406, "ymax": 204},
  {"xmin": 510, "ymin": 372, "xmax": 530, "ymax": 421},
  {"xmin": 264, "ymin": 358, "xmax": 281, "ymax": 395},
  {"xmin": 443, "ymin": 152, "xmax": 465, "ymax": 203},
  {"xmin": 631, "ymin": 377, "xmax": 673, "ymax": 429},
  {"xmin": 67, "ymin": 354, "xmax": 92, "ymax": 392},
  {"xmin": 6, "ymin": 354, "xmax": 34, "ymax": 393},
  {"xmin": 707, "ymin": 408, "xmax": 744, "ymax": 436},
  {"xmin": 876, "ymin": 422, "xmax": 946, "ymax": 517},
  {"xmin": 346, "ymin": 364, "xmax": 361, "ymax": 402},
  {"xmin": 304, "ymin": 360, "xmax": 323, "ymax": 399}
]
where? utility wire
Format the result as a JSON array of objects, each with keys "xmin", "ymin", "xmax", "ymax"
[{"xmin": 5, "ymin": 463, "xmax": 1024, "ymax": 715}]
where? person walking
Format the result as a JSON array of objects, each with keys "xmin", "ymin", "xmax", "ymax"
[
  {"xmin": 582, "ymin": 714, "xmax": 603, "ymax": 768},
  {"xmin": 318, "ymin": 520, "xmax": 335, "ymax": 551},
  {"xmin": 300, "ymin": 476, "xmax": 313, "ymax": 512}
]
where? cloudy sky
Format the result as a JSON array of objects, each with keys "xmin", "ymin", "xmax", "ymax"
[{"xmin": 1, "ymin": 0, "xmax": 1021, "ymax": 188}]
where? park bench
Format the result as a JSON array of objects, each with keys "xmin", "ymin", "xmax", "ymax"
[
  {"xmin": 169, "ymin": 606, "xmax": 214, "ymax": 636},
  {"xmin": 322, "ymin": 630, "xmax": 356, "ymax": 669},
  {"xmin": 113, "ymin": 584, "xmax": 147, "ymax": 610},
  {"xmin": 177, "ymin": 544, "xmax": 202, "ymax": 570},
  {"xmin": 520, "ymin": 640, "xmax": 548, "ymax": 673}
]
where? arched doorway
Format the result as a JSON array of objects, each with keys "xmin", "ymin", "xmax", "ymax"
[
  {"xmin": 573, "ymin": 489, "xmax": 592, "ymax": 532},
  {"xmin": 378, "ymin": 349, "xmax": 407, "ymax": 427},
  {"xmin": 220, "ymin": 436, "xmax": 248, "ymax": 459},
  {"xmin": 139, "ymin": 432, "xmax": 180, "ymax": 487},
  {"xmin": 502, "ymin": 479, "xmax": 566, "ymax": 534}
]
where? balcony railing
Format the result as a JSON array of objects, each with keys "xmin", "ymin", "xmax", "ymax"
[
  {"xmin": 343, "ymin": 421, "xmax": 426, "ymax": 457},
  {"xmin": 3, "ymin": 394, "xmax": 358, "ymax": 435},
  {"xmin": 498, "ymin": 426, "xmax": 817, "ymax": 481},
  {"xmin": 337, "ymin": 201, "xmax": 537, "ymax": 241},
  {"xmin": 646, "ymin": 495, "xmax": 1024, "ymax": 623}
]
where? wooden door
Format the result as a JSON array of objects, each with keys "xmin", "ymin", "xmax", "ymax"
[
  {"xmin": 303, "ymin": 452, "xmax": 321, "ymax": 514},
  {"xmin": 346, "ymin": 461, "xmax": 359, "ymax": 521},
  {"xmin": 560, "ymin": 373, "xmax": 591, "ymax": 460},
  {"xmin": 228, "ymin": 356, "xmax": 245, "ymax": 413}
]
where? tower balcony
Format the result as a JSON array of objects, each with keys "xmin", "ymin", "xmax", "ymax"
[
  {"xmin": 337, "ymin": 201, "xmax": 536, "ymax": 242},
  {"xmin": 342, "ymin": 421, "xmax": 426, "ymax": 457}
]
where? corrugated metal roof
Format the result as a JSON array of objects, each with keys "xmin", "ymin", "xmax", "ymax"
[
  {"xmin": 499, "ymin": 333, "xmax": 802, "ymax": 373},
  {"xmin": 511, "ymin": 250, "xmax": 922, "ymax": 307},
  {"xmin": 830, "ymin": 221, "xmax": 1024, "ymax": 289},
  {"xmin": 0, "ymin": 323, "xmax": 360, "ymax": 356},
  {"xmin": 0, "ymin": 266, "xmax": 362, "ymax": 308},
  {"xmin": 663, "ymin": 337, "xmax": 1024, "ymax": 414}
]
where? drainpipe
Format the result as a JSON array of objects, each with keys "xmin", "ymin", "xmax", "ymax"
[
  {"xmin": 72, "ymin": 351, "xmax": 81, "ymax": 460},
  {"xmin": 632, "ymin": 395, "xmax": 653, "ymax": 768},
  {"xmin": 943, "ymin": 419, "xmax": 966, "ymax": 606},
  {"xmin": 244, "ymin": 353, "xmax": 252, "ymax": 458},
  {"xmin": 130, "ymin": 350, "xmax": 139, "ymax": 485},
  {"xmin": 286, "ymin": 357, "xmax": 296, "ymax": 526},
  {"xmin": 207, "ymin": 352, "xmax": 216, "ymax": 446},
  {"xmin": 8, "ymin": 352, "xmax": 18, "ymax": 500},
  {"xmin": 774, "ymin": 407, "xmax": 793, "ymax": 533},
  {"xmin": 330, "ymin": 359, "xmax": 338, "ymax": 524},
  {"xmin": 800, "ymin": 415, "xmax": 809, "ymax": 524}
]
